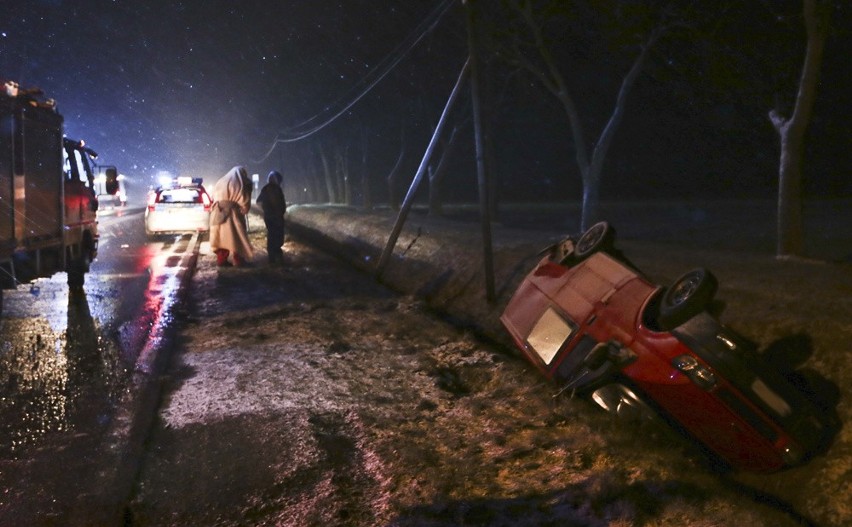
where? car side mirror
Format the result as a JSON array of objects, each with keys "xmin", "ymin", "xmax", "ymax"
[
  {"xmin": 104, "ymin": 167, "xmax": 119, "ymax": 195},
  {"xmin": 584, "ymin": 340, "xmax": 633, "ymax": 370},
  {"xmin": 583, "ymin": 342, "xmax": 612, "ymax": 370}
]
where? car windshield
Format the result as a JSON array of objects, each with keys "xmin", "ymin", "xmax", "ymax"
[
  {"xmin": 526, "ymin": 307, "xmax": 576, "ymax": 365},
  {"xmin": 159, "ymin": 188, "xmax": 201, "ymax": 204}
]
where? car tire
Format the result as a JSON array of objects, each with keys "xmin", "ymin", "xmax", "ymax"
[
  {"xmin": 658, "ymin": 268, "xmax": 718, "ymax": 330},
  {"xmin": 574, "ymin": 221, "xmax": 615, "ymax": 259}
]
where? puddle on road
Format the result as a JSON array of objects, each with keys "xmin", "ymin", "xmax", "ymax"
[
  {"xmin": 0, "ymin": 285, "xmax": 128, "ymax": 458},
  {"xmin": 0, "ymin": 235, "xmax": 197, "ymax": 457}
]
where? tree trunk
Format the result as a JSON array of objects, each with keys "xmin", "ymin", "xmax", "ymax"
[
  {"xmin": 386, "ymin": 135, "xmax": 406, "ymax": 210},
  {"xmin": 770, "ymin": 0, "xmax": 829, "ymax": 258},
  {"xmin": 336, "ymin": 147, "xmax": 351, "ymax": 206},
  {"xmin": 428, "ymin": 125, "xmax": 461, "ymax": 216},
  {"xmin": 318, "ymin": 143, "xmax": 336, "ymax": 203},
  {"xmin": 776, "ymin": 135, "xmax": 804, "ymax": 256},
  {"xmin": 302, "ymin": 153, "xmax": 323, "ymax": 203},
  {"xmin": 511, "ymin": 0, "xmax": 660, "ymax": 232},
  {"xmin": 427, "ymin": 166, "xmax": 442, "ymax": 216},
  {"xmin": 361, "ymin": 130, "xmax": 372, "ymax": 210},
  {"xmin": 580, "ymin": 171, "xmax": 600, "ymax": 231}
]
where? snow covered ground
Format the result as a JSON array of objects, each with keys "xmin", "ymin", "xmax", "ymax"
[{"xmin": 129, "ymin": 200, "xmax": 851, "ymax": 526}]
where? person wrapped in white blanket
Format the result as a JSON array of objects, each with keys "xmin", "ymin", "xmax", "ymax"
[{"xmin": 209, "ymin": 166, "xmax": 254, "ymax": 267}]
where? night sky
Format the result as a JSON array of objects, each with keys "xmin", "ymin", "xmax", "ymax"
[
  {"xmin": 1, "ymin": 0, "xmax": 462, "ymax": 194},
  {"xmin": 2, "ymin": 1, "xmax": 850, "ymax": 203}
]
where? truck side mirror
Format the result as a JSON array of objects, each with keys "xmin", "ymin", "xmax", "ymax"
[{"xmin": 104, "ymin": 167, "xmax": 119, "ymax": 195}]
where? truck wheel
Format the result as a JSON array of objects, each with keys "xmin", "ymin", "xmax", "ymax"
[
  {"xmin": 67, "ymin": 242, "xmax": 93, "ymax": 288},
  {"xmin": 574, "ymin": 221, "xmax": 615, "ymax": 259},
  {"xmin": 67, "ymin": 257, "xmax": 87, "ymax": 288},
  {"xmin": 658, "ymin": 268, "xmax": 718, "ymax": 330}
]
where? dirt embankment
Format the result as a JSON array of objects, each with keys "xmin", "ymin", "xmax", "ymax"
[
  {"xmin": 129, "ymin": 204, "xmax": 850, "ymax": 526},
  {"xmin": 285, "ymin": 204, "xmax": 851, "ymax": 526}
]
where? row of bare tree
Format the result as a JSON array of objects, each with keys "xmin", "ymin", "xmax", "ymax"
[{"xmin": 279, "ymin": 0, "xmax": 836, "ymax": 259}]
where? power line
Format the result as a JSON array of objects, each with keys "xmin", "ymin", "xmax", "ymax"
[{"xmin": 254, "ymin": 0, "xmax": 456, "ymax": 163}]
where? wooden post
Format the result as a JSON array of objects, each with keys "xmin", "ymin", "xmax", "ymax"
[{"xmin": 375, "ymin": 58, "xmax": 471, "ymax": 279}]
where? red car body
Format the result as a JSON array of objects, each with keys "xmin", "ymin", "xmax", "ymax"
[{"xmin": 500, "ymin": 224, "xmax": 834, "ymax": 472}]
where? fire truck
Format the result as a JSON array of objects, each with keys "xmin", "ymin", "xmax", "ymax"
[{"xmin": 0, "ymin": 80, "xmax": 118, "ymax": 312}]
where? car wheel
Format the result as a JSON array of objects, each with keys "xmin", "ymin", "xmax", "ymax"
[
  {"xmin": 574, "ymin": 221, "xmax": 615, "ymax": 259},
  {"xmin": 658, "ymin": 268, "xmax": 718, "ymax": 329}
]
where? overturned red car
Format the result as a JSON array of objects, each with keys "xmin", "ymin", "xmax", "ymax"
[{"xmin": 500, "ymin": 221, "xmax": 836, "ymax": 472}]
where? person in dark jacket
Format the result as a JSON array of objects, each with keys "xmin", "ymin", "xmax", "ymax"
[{"xmin": 256, "ymin": 170, "xmax": 287, "ymax": 264}]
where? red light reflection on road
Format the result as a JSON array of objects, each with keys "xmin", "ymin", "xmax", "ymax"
[
  {"xmin": 0, "ymin": 235, "xmax": 197, "ymax": 459},
  {"xmin": 132, "ymin": 236, "xmax": 197, "ymax": 375}
]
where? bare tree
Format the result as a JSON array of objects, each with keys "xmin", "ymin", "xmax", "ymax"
[
  {"xmin": 360, "ymin": 128, "xmax": 372, "ymax": 210},
  {"xmin": 502, "ymin": 0, "xmax": 663, "ymax": 230},
  {"xmin": 316, "ymin": 142, "xmax": 336, "ymax": 203},
  {"xmin": 386, "ymin": 128, "xmax": 407, "ymax": 210},
  {"xmin": 428, "ymin": 124, "xmax": 463, "ymax": 216},
  {"xmin": 336, "ymin": 145, "xmax": 352, "ymax": 206},
  {"xmin": 769, "ymin": 0, "xmax": 830, "ymax": 258}
]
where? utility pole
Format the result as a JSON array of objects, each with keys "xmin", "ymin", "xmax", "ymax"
[
  {"xmin": 375, "ymin": 59, "xmax": 471, "ymax": 278},
  {"xmin": 464, "ymin": 0, "xmax": 495, "ymax": 303}
]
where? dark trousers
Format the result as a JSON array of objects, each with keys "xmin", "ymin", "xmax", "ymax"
[{"xmin": 265, "ymin": 220, "xmax": 285, "ymax": 263}]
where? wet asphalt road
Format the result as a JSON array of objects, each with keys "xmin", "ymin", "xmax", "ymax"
[{"xmin": 0, "ymin": 207, "xmax": 200, "ymax": 524}]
